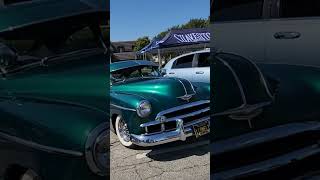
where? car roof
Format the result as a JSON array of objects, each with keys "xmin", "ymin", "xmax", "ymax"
[
  {"xmin": 165, "ymin": 48, "xmax": 210, "ymax": 67},
  {"xmin": 110, "ymin": 60, "xmax": 158, "ymax": 72},
  {"xmin": 0, "ymin": 0, "xmax": 108, "ymax": 34},
  {"xmin": 177, "ymin": 48, "xmax": 210, "ymax": 57}
]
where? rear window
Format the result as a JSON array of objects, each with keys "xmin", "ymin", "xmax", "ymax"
[
  {"xmin": 280, "ymin": 0, "xmax": 320, "ymax": 18},
  {"xmin": 172, "ymin": 54, "xmax": 194, "ymax": 69},
  {"xmin": 213, "ymin": 0, "xmax": 264, "ymax": 22}
]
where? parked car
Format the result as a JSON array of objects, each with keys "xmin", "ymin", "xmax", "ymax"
[
  {"xmin": 0, "ymin": 0, "xmax": 108, "ymax": 179},
  {"xmin": 211, "ymin": 50, "xmax": 320, "ymax": 179},
  {"xmin": 212, "ymin": 0, "xmax": 320, "ymax": 67},
  {"xmin": 110, "ymin": 60, "xmax": 210, "ymax": 148},
  {"xmin": 162, "ymin": 49, "xmax": 210, "ymax": 83}
]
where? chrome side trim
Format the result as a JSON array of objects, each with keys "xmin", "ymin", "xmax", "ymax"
[
  {"xmin": 110, "ymin": 104, "xmax": 136, "ymax": 111},
  {"xmin": 0, "ymin": 131, "xmax": 83, "ymax": 157}
]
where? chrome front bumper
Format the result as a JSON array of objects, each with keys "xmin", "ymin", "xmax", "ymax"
[{"xmin": 130, "ymin": 118, "xmax": 209, "ymax": 146}]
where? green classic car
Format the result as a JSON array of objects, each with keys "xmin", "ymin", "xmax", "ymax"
[
  {"xmin": 110, "ymin": 60, "xmax": 210, "ymax": 147},
  {"xmin": 211, "ymin": 51, "xmax": 320, "ymax": 179},
  {"xmin": 0, "ymin": 0, "xmax": 108, "ymax": 179}
]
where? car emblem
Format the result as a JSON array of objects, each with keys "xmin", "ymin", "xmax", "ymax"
[{"xmin": 177, "ymin": 94, "xmax": 193, "ymax": 102}]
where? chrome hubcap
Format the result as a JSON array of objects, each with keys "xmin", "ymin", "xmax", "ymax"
[{"xmin": 118, "ymin": 119, "xmax": 131, "ymax": 142}]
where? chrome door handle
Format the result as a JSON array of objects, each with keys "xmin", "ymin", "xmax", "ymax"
[
  {"xmin": 169, "ymin": 72, "xmax": 175, "ymax": 75},
  {"xmin": 196, "ymin": 71, "xmax": 204, "ymax": 74},
  {"xmin": 274, "ymin": 32, "xmax": 301, "ymax": 39}
]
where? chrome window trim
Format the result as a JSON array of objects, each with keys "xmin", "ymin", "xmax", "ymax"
[{"xmin": 0, "ymin": 131, "xmax": 83, "ymax": 157}]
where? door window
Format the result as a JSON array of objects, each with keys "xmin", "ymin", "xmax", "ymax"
[
  {"xmin": 213, "ymin": 0, "xmax": 264, "ymax": 22},
  {"xmin": 280, "ymin": 0, "xmax": 320, "ymax": 18},
  {"xmin": 172, "ymin": 54, "xmax": 194, "ymax": 69},
  {"xmin": 197, "ymin": 52, "xmax": 210, "ymax": 67}
]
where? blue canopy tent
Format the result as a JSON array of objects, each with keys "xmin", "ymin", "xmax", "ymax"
[{"xmin": 137, "ymin": 28, "xmax": 210, "ymax": 66}]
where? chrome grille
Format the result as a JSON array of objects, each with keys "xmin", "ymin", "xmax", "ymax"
[{"xmin": 141, "ymin": 100, "xmax": 210, "ymax": 134}]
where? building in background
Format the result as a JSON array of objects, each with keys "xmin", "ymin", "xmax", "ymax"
[{"xmin": 111, "ymin": 41, "xmax": 136, "ymax": 61}]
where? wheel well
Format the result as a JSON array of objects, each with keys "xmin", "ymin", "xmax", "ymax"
[{"xmin": 111, "ymin": 114, "xmax": 118, "ymax": 133}]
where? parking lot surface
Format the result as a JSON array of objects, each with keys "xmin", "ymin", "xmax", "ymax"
[{"xmin": 110, "ymin": 132, "xmax": 210, "ymax": 180}]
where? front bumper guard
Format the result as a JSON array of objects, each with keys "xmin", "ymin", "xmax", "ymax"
[{"xmin": 130, "ymin": 119, "xmax": 206, "ymax": 146}]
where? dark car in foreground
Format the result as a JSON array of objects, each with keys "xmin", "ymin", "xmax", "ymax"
[
  {"xmin": 0, "ymin": 0, "xmax": 108, "ymax": 179},
  {"xmin": 211, "ymin": 51, "xmax": 320, "ymax": 179}
]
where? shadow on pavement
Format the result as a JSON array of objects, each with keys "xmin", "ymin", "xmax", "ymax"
[{"xmin": 144, "ymin": 135, "xmax": 209, "ymax": 161}]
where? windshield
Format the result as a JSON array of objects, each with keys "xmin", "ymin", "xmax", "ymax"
[
  {"xmin": 0, "ymin": 25, "xmax": 107, "ymax": 57},
  {"xmin": 0, "ymin": 23, "xmax": 108, "ymax": 74},
  {"xmin": 111, "ymin": 65, "xmax": 160, "ymax": 83}
]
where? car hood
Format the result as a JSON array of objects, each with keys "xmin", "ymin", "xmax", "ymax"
[
  {"xmin": 0, "ymin": 0, "xmax": 108, "ymax": 37},
  {"xmin": 112, "ymin": 77, "xmax": 199, "ymax": 102},
  {"xmin": 111, "ymin": 77, "xmax": 209, "ymax": 118}
]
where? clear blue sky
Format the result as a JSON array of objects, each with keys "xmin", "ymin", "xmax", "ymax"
[{"xmin": 111, "ymin": 0, "xmax": 209, "ymax": 42}]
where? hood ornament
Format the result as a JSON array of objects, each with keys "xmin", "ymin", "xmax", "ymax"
[{"xmin": 177, "ymin": 94, "xmax": 194, "ymax": 102}]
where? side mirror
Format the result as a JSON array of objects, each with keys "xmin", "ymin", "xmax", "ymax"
[{"xmin": 0, "ymin": 43, "xmax": 18, "ymax": 69}]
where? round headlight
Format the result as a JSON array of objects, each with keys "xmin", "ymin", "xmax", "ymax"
[
  {"xmin": 85, "ymin": 122, "xmax": 108, "ymax": 176},
  {"xmin": 136, "ymin": 100, "xmax": 152, "ymax": 118}
]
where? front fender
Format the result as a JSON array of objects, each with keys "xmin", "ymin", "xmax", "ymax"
[
  {"xmin": 0, "ymin": 97, "xmax": 106, "ymax": 154},
  {"xmin": 110, "ymin": 92, "xmax": 148, "ymax": 134}
]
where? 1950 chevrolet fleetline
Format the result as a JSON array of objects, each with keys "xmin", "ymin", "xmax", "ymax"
[
  {"xmin": 0, "ymin": 0, "xmax": 108, "ymax": 179},
  {"xmin": 110, "ymin": 60, "xmax": 210, "ymax": 147}
]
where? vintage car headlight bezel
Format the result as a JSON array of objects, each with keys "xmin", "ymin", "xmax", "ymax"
[
  {"xmin": 85, "ymin": 122, "xmax": 108, "ymax": 176},
  {"xmin": 136, "ymin": 100, "xmax": 152, "ymax": 118}
]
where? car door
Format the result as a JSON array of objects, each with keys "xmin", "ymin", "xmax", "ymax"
[
  {"xmin": 165, "ymin": 54, "xmax": 196, "ymax": 82},
  {"xmin": 265, "ymin": 0, "xmax": 320, "ymax": 66},
  {"xmin": 193, "ymin": 52, "xmax": 210, "ymax": 83},
  {"xmin": 212, "ymin": 0, "xmax": 269, "ymax": 63}
]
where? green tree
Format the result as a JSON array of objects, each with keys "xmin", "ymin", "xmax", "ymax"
[
  {"xmin": 155, "ymin": 18, "xmax": 209, "ymax": 39},
  {"xmin": 133, "ymin": 36, "xmax": 150, "ymax": 51},
  {"xmin": 181, "ymin": 18, "xmax": 209, "ymax": 29}
]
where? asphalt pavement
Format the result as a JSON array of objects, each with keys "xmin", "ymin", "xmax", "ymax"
[{"xmin": 110, "ymin": 132, "xmax": 210, "ymax": 180}]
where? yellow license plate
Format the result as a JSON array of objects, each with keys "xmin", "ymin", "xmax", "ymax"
[{"xmin": 193, "ymin": 121, "xmax": 210, "ymax": 138}]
